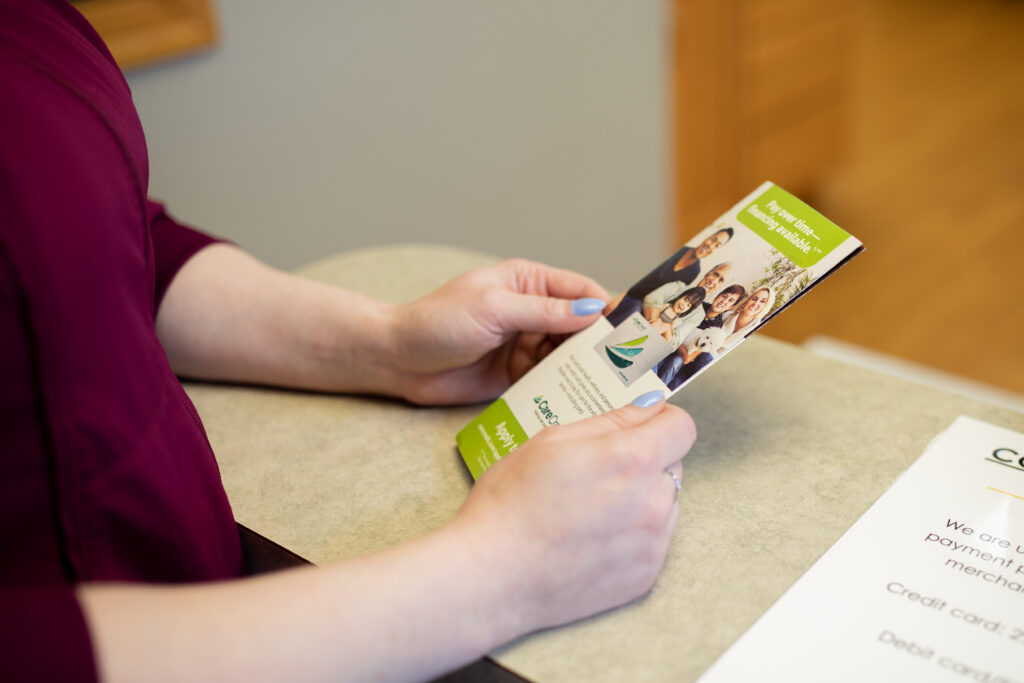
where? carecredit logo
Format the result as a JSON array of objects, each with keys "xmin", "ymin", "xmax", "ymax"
[
  {"xmin": 986, "ymin": 447, "xmax": 1024, "ymax": 473},
  {"xmin": 604, "ymin": 335, "xmax": 648, "ymax": 369},
  {"xmin": 533, "ymin": 395, "xmax": 560, "ymax": 426}
]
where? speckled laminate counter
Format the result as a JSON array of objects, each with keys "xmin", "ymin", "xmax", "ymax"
[{"xmin": 183, "ymin": 244, "xmax": 1024, "ymax": 682}]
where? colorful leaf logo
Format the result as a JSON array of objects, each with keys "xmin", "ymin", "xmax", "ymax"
[
  {"xmin": 618, "ymin": 335, "xmax": 648, "ymax": 347},
  {"xmin": 604, "ymin": 335, "xmax": 649, "ymax": 368},
  {"xmin": 605, "ymin": 347, "xmax": 633, "ymax": 368}
]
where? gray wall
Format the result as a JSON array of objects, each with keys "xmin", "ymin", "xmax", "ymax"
[{"xmin": 128, "ymin": 0, "xmax": 670, "ymax": 291}]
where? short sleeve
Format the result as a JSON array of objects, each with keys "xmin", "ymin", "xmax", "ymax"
[
  {"xmin": 2, "ymin": 584, "xmax": 98, "ymax": 683},
  {"xmin": 147, "ymin": 200, "xmax": 223, "ymax": 311}
]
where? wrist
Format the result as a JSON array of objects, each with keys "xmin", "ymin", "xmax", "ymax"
[
  {"xmin": 367, "ymin": 298, "xmax": 405, "ymax": 393},
  {"xmin": 373, "ymin": 300, "xmax": 433, "ymax": 402},
  {"xmin": 441, "ymin": 508, "xmax": 542, "ymax": 645},
  {"xmin": 378, "ymin": 300, "xmax": 468, "ymax": 405},
  {"xmin": 312, "ymin": 295, "xmax": 405, "ymax": 397}
]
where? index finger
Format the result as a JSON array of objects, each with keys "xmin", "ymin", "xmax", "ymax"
[{"xmin": 504, "ymin": 259, "xmax": 611, "ymax": 302}]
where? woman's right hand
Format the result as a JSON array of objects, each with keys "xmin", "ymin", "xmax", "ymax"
[
  {"xmin": 76, "ymin": 399, "xmax": 695, "ymax": 683},
  {"xmin": 449, "ymin": 399, "xmax": 696, "ymax": 636}
]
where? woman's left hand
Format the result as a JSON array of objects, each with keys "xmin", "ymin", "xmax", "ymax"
[{"xmin": 385, "ymin": 259, "xmax": 608, "ymax": 405}]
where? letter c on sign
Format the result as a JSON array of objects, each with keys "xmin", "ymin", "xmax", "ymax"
[{"xmin": 992, "ymin": 448, "xmax": 1019, "ymax": 463}]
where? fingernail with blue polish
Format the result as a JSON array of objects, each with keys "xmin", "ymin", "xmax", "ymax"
[
  {"xmin": 631, "ymin": 390, "xmax": 664, "ymax": 408},
  {"xmin": 571, "ymin": 297, "xmax": 605, "ymax": 316}
]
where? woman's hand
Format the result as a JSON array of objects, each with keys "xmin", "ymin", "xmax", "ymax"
[
  {"xmin": 159, "ymin": 248, "xmax": 606, "ymax": 404},
  {"xmin": 386, "ymin": 259, "xmax": 609, "ymax": 405},
  {"xmin": 450, "ymin": 399, "xmax": 696, "ymax": 633},
  {"xmin": 645, "ymin": 315, "xmax": 672, "ymax": 343},
  {"xmin": 655, "ymin": 322, "xmax": 674, "ymax": 343},
  {"xmin": 678, "ymin": 345, "xmax": 698, "ymax": 364},
  {"xmin": 78, "ymin": 399, "xmax": 696, "ymax": 683}
]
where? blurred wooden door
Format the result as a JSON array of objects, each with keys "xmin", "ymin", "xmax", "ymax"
[
  {"xmin": 671, "ymin": 0, "xmax": 1024, "ymax": 396},
  {"xmin": 671, "ymin": 0, "xmax": 852, "ymax": 240}
]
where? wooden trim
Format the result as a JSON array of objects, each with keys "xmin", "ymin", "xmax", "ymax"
[{"xmin": 73, "ymin": 0, "xmax": 218, "ymax": 70}]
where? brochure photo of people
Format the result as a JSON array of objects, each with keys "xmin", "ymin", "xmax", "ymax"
[{"xmin": 599, "ymin": 205, "xmax": 831, "ymax": 392}]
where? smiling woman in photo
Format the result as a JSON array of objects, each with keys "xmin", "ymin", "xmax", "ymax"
[
  {"xmin": 647, "ymin": 286, "xmax": 706, "ymax": 349},
  {"xmin": 719, "ymin": 286, "xmax": 776, "ymax": 351}
]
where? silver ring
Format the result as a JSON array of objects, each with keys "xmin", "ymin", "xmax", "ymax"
[{"xmin": 665, "ymin": 468, "xmax": 682, "ymax": 500}]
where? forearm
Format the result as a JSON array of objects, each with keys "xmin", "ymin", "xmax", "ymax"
[
  {"xmin": 158, "ymin": 249, "xmax": 609, "ymax": 404},
  {"xmin": 642, "ymin": 283, "xmax": 679, "ymax": 311},
  {"xmin": 79, "ymin": 395, "xmax": 697, "ymax": 683},
  {"xmin": 79, "ymin": 525, "xmax": 522, "ymax": 683},
  {"xmin": 156, "ymin": 244, "xmax": 403, "ymax": 395}
]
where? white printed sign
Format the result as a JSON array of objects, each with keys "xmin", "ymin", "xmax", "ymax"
[{"xmin": 699, "ymin": 417, "xmax": 1024, "ymax": 683}]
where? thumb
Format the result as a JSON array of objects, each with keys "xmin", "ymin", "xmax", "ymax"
[
  {"xmin": 490, "ymin": 290, "xmax": 606, "ymax": 335},
  {"xmin": 544, "ymin": 394, "xmax": 668, "ymax": 442}
]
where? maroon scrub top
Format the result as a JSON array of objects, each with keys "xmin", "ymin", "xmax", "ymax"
[{"xmin": 1, "ymin": 1, "xmax": 247, "ymax": 680}]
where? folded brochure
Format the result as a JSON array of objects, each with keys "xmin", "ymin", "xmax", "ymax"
[{"xmin": 456, "ymin": 182, "xmax": 864, "ymax": 479}]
